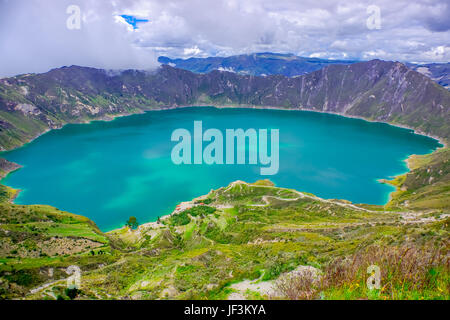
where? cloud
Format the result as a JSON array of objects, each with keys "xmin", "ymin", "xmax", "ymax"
[
  {"xmin": 135, "ymin": 0, "xmax": 449, "ymax": 63},
  {"xmin": 0, "ymin": 0, "xmax": 158, "ymax": 77},
  {"xmin": 0, "ymin": 0, "xmax": 449, "ymax": 77},
  {"xmin": 183, "ymin": 46, "xmax": 202, "ymax": 56},
  {"xmin": 422, "ymin": 2, "xmax": 450, "ymax": 32}
]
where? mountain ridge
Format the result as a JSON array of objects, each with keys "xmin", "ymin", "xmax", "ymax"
[
  {"xmin": 158, "ymin": 52, "xmax": 450, "ymax": 91},
  {"xmin": 158, "ymin": 52, "xmax": 358, "ymax": 77},
  {"xmin": 0, "ymin": 59, "xmax": 449, "ymax": 153}
]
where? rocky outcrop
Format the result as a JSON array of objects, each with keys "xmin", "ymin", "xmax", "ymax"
[{"xmin": 0, "ymin": 158, "xmax": 21, "ymax": 179}]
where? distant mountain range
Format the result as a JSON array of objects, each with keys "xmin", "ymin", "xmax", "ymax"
[
  {"xmin": 159, "ymin": 53, "xmax": 450, "ymax": 90},
  {"xmin": 158, "ymin": 53, "xmax": 358, "ymax": 77},
  {"xmin": 406, "ymin": 62, "xmax": 450, "ymax": 90},
  {"xmin": 0, "ymin": 59, "xmax": 449, "ymax": 152}
]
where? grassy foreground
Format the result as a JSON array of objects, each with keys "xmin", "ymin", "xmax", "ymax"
[{"xmin": 0, "ymin": 147, "xmax": 448, "ymax": 300}]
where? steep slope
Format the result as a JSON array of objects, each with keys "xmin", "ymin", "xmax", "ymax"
[
  {"xmin": 0, "ymin": 59, "xmax": 449, "ymax": 153},
  {"xmin": 408, "ymin": 62, "xmax": 450, "ymax": 90},
  {"xmin": 387, "ymin": 148, "xmax": 450, "ymax": 210},
  {"xmin": 159, "ymin": 53, "xmax": 450, "ymax": 91}
]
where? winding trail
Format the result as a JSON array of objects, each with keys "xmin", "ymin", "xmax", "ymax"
[
  {"xmin": 224, "ymin": 181, "xmax": 374, "ymax": 212},
  {"xmin": 221, "ymin": 181, "xmax": 446, "ymax": 224}
]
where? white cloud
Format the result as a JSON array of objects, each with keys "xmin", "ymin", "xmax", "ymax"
[
  {"xmin": 0, "ymin": 0, "xmax": 449, "ymax": 77},
  {"xmin": 183, "ymin": 46, "xmax": 202, "ymax": 56},
  {"xmin": 422, "ymin": 45, "xmax": 450, "ymax": 61},
  {"xmin": 0, "ymin": 0, "xmax": 159, "ymax": 77}
]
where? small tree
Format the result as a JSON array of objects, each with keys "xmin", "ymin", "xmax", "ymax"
[
  {"xmin": 65, "ymin": 287, "xmax": 80, "ymax": 300},
  {"xmin": 125, "ymin": 216, "xmax": 139, "ymax": 229}
]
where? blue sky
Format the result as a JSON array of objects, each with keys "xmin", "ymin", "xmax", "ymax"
[
  {"xmin": 119, "ymin": 15, "xmax": 149, "ymax": 30},
  {"xmin": 0, "ymin": 0, "xmax": 449, "ymax": 77}
]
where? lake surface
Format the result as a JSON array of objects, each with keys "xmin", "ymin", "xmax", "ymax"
[{"xmin": 1, "ymin": 107, "xmax": 441, "ymax": 231}]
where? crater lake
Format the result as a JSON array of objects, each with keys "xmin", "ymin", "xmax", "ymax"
[{"xmin": 1, "ymin": 107, "xmax": 442, "ymax": 231}]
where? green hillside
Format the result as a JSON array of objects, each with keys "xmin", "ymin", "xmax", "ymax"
[{"xmin": 0, "ymin": 179, "xmax": 448, "ymax": 300}]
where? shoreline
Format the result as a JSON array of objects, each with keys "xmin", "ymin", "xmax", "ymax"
[
  {"xmin": 208, "ymin": 104, "xmax": 447, "ymax": 147},
  {"xmin": 0, "ymin": 104, "xmax": 446, "ymax": 232},
  {"xmin": 0, "ymin": 104, "xmax": 446, "ymax": 154}
]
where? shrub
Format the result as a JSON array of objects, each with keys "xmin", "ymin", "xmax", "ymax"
[
  {"xmin": 170, "ymin": 206, "xmax": 216, "ymax": 226},
  {"xmin": 65, "ymin": 287, "xmax": 80, "ymax": 300},
  {"xmin": 194, "ymin": 198, "xmax": 213, "ymax": 205},
  {"xmin": 125, "ymin": 216, "xmax": 139, "ymax": 229},
  {"xmin": 170, "ymin": 211, "xmax": 191, "ymax": 226},
  {"xmin": 322, "ymin": 244, "xmax": 449, "ymax": 299},
  {"xmin": 274, "ymin": 268, "xmax": 321, "ymax": 300},
  {"xmin": 184, "ymin": 205, "xmax": 216, "ymax": 217},
  {"xmin": 273, "ymin": 244, "xmax": 449, "ymax": 300}
]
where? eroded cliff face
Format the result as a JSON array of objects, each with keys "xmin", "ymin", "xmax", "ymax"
[
  {"xmin": 0, "ymin": 59, "xmax": 449, "ymax": 151},
  {"xmin": 291, "ymin": 61, "xmax": 449, "ymax": 138}
]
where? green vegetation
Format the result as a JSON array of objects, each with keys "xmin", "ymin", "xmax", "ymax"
[
  {"xmin": 125, "ymin": 216, "xmax": 139, "ymax": 229},
  {"xmin": 0, "ymin": 176, "xmax": 447, "ymax": 300},
  {"xmin": 169, "ymin": 211, "xmax": 191, "ymax": 226},
  {"xmin": 169, "ymin": 206, "xmax": 216, "ymax": 226},
  {"xmin": 184, "ymin": 205, "xmax": 216, "ymax": 217},
  {"xmin": 274, "ymin": 244, "xmax": 449, "ymax": 300},
  {"xmin": 387, "ymin": 147, "xmax": 450, "ymax": 210}
]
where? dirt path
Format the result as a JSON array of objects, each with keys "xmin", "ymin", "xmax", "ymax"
[
  {"xmin": 226, "ymin": 181, "xmax": 375, "ymax": 212},
  {"xmin": 223, "ymin": 181, "xmax": 448, "ymax": 225}
]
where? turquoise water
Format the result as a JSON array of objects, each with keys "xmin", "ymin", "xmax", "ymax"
[{"xmin": 1, "ymin": 107, "xmax": 441, "ymax": 231}]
